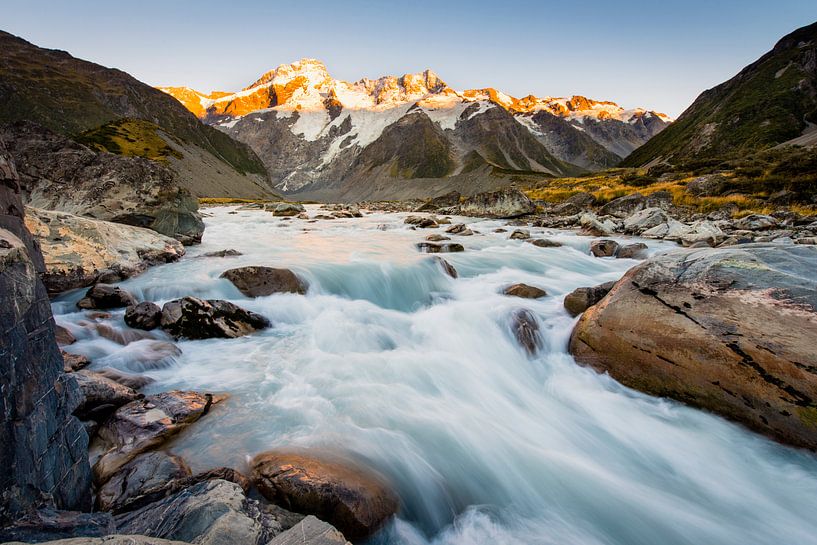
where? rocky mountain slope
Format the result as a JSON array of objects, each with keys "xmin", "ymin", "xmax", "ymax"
[
  {"xmin": 162, "ymin": 60, "xmax": 670, "ymax": 199},
  {"xmin": 624, "ymin": 21, "xmax": 817, "ymax": 167},
  {"xmin": 0, "ymin": 30, "xmax": 275, "ymax": 199}
]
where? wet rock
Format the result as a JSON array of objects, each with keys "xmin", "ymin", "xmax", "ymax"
[
  {"xmin": 55, "ymin": 325, "xmax": 76, "ymax": 345},
  {"xmin": 25, "ymin": 207, "xmax": 185, "ymax": 295},
  {"xmin": 200, "ymin": 249, "xmax": 242, "ymax": 258},
  {"xmin": 679, "ymin": 220, "xmax": 724, "ymax": 247},
  {"xmin": 94, "ymin": 391, "xmax": 223, "ymax": 484},
  {"xmin": 796, "ymin": 237, "xmax": 817, "ymax": 245},
  {"xmin": 97, "ymin": 451, "xmax": 191, "ymax": 513},
  {"xmin": 77, "ymin": 284, "xmax": 137, "ymax": 310},
  {"xmin": 569, "ymin": 244, "xmax": 817, "ymax": 450},
  {"xmin": 94, "ymin": 323, "xmax": 156, "ymax": 345},
  {"xmin": 62, "ymin": 351, "xmax": 91, "ymax": 372},
  {"xmin": 221, "ymin": 266, "xmax": 307, "ymax": 297},
  {"xmin": 95, "ymin": 368, "xmax": 155, "ymax": 390},
  {"xmin": 503, "ymin": 284, "xmax": 547, "ymax": 299},
  {"xmin": 445, "ymin": 223, "xmax": 473, "ymax": 236},
  {"xmin": 269, "ymin": 516, "xmax": 351, "ymax": 545},
  {"xmin": 616, "ymin": 242, "xmax": 649, "ymax": 259},
  {"xmin": 270, "ymin": 203, "xmax": 306, "ymax": 216},
  {"xmin": 404, "ymin": 216, "xmax": 438, "ymax": 228},
  {"xmin": 0, "ymin": 508, "xmax": 115, "ymax": 543},
  {"xmin": 527, "ymin": 238, "xmax": 563, "ymax": 248},
  {"xmin": 589, "ymin": 240, "xmax": 620, "ymax": 257},
  {"xmin": 563, "ymin": 281, "xmax": 616, "ymax": 317},
  {"xmin": 686, "ymin": 174, "xmax": 728, "ymax": 196},
  {"xmin": 510, "ymin": 309, "xmax": 542, "ymax": 356},
  {"xmin": 251, "ymin": 450, "xmax": 399, "ymax": 540},
  {"xmin": 642, "ymin": 218, "xmax": 691, "ymax": 240},
  {"xmin": 432, "ymin": 257, "xmax": 458, "ymax": 279},
  {"xmin": 509, "ymin": 229, "xmax": 530, "ymax": 240},
  {"xmin": 124, "ymin": 302, "xmax": 162, "ymax": 331},
  {"xmin": 459, "ymin": 188, "xmax": 536, "ymax": 218},
  {"xmin": 115, "ymin": 479, "xmax": 282, "ymax": 545},
  {"xmin": 425, "ymin": 234, "xmax": 449, "ymax": 242},
  {"xmin": 579, "ymin": 213, "xmax": 615, "ymax": 236},
  {"xmin": 416, "ymin": 242, "xmax": 465, "ymax": 253},
  {"xmin": 160, "ymin": 296, "xmax": 270, "ymax": 340},
  {"xmin": 73, "ymin": 370, "xmax": 142, "ymax": 421}
]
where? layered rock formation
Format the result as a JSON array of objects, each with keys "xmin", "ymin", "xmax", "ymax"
[{"xmin": 0, "ymin": 140, "xmax": 92, "ymax": 522}]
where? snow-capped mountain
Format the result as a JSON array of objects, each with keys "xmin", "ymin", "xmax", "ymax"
[{"xmin": 160, "ymin": 59, "xmax": 671, "ymax": 199}]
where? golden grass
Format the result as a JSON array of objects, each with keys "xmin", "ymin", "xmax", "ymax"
[{"xmin": 77, "ymin": 119, "xmax": 182, "ymax": 163}]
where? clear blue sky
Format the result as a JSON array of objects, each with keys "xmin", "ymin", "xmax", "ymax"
[{"xmin": 3, "ymin": 0, "xmax": 816, "ymax": 117}]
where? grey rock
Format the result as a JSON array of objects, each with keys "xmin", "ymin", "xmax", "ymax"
[
  {"xmin": 97, "ymin": 451, "xmax": 191, "ymax": 513},
  {"xmin": 0, "ymin": 508, "xmax": 115, "ymax": 543},
  {"xmin": 458, "ymin": 188, "xmax": 535, "ymax": 218},
  {"xmin": 510, "ymin": 308, "xmax": 542, "ymax": 356},
  {"xmin": 685, "ymin": 174, "xmax": 728, "ymax": 196},
  {"xmin": 623, "ymin": 207, "xmax": 669, "ymax": 234},
  {"xmin": 2, "ymin": 535, "xmax": 191, "ymax": 544},
  {"xmin": 73, "ymin": 370, "xmax": 142, "ymax": 421},
  {"xmin": 616, "ymin": 242, "xmax": 649, "ymax": 259},
  {"xmin": 270, "ymin": 203, "xmax": 305, "ymax": 217},
  {"xmin": 735, "ymin": 214, "xmax": 778, "ymax": 231},
  {"xmin": 268, "ymin": 516, "xmax": 351, "ymax": 545},
  {"xmin": 432, "ymin": 257, "xmax": 458, "ymax": 278}
]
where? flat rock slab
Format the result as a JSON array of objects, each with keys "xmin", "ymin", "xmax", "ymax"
[
  {"xmin": 268, "ymin": 516, "xmax": 351, "ymax": 545},
  {"xmin": 570, "ymin": 244, "xmax": 817, "ymax": 450},
  {"xmin": 94, "ymin": 391, "xmax": 223, "ymax": 484},
  {"xmin": 251, "ymin": 450, "xmax": 398, "ymax": 540}
]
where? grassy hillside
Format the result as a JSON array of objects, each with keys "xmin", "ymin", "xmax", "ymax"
[
  {"xmin": 623, "ymin": 21, "xmax": 817, "ymax": 167},
  {"xmin": 0, "ymin": 30, "xmax": 267, "ymax": 176}
]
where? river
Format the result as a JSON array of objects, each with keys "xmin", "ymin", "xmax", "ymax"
[{"xmin": 54, "ymin": 205, "xmax": 817, "ymax": 545}]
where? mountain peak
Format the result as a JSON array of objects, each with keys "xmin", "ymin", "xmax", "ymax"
[{"xmin": 248, "ymin": 58, "xmax": 330, "ymax": 90}]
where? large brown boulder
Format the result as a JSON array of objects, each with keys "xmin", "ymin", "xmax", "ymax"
[
  {"xmin": 77, "ymin": 284, "xmax": 137, "ymax": 310},
  {"xmin": 458, "ymin": 188, "xmax": 535, "ymax": 218},
  {"xmin": 569, "ymin": 244, "xmax": 817, "ymax": 450},
  {"xmin": 251, "ymin": 450, "xmax": 398, "ymax": 540},
  {"xmin": 221, "ymin": 266, "xmax": 307, "ymax": 297}
]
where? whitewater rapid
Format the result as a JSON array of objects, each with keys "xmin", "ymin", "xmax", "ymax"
[{"xmin": 54, "ymin": 206, "xmax": 817, "ymax": 545}]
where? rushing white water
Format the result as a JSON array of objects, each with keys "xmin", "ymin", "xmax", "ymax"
[{"xmin": 54, "ymin": 206, "xmax": 817, "ymax": 545}]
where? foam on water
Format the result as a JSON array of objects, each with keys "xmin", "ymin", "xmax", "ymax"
[{"xmin": 54, "ymin": 206, "xmax": 817, "ymax": 545}]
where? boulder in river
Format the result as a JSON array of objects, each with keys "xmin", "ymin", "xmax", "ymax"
[
  {"xmin": 404, "ymin": 216, "xmax": 438, "ymax": 228},
  {"xmin": 425, "ymin": 233, "xmax": 449, "ymax": 242},
  {"xmin": 124, "ymin": 301, "xmax": 162, "ymax": 330},
  {"xmin": 432, "ymin": 257, "xmax": 458, "ymax": 278},
  {"xmin": 96, "ymin": 451, "xmax": 191, "ymax": 513},
  {"xmin": 77, "ymin": 284, "xmax": 136, "ymax": 310},
  {"xmin": 589, "ymin": 239, "xmax": 620, "ymax": 257},
  {"xmin": 160, "ymin": 296, "xmax": 270, "ymax": 339},
  {"xmin": 458, "ymin": 188, "xmax": 535, "ymax": 218},
  {"xmin": 563, "ymin": 281, "xmax": 617, "ymax": 317},
  {"xmin": 416, "ymin": 242, "xmax": 464, "ymax": 253},
  {"xmin": 623, "ymin": 207, "xmax": 669, "ymax": 234},
  {"xmin": 616, "ymin": 242, "xmax": 648, "ymax": 259},
  {"xmin": 510, "ymin": 308, "xmax": 542, "ymax": 356},
  {"xmin": 527, "ymin": 238, "xmax": 562, "ymax": 248},
  {"xmin": 221, "ymin": 266, "xmax": 308, "ymax": 297},
  {"xmin": 94, "ymin": 368, "xmax": 155, "ymax": 390},
  {"xmin": 25, "ymin": 207, "xmax": 185, "ymax": 294},
  {"xmin": 94, "ymin": 390, "xmax": 223, "ymax": 484},
  {"xmin": 509, "ymin": 229, "xmax": 530, "ymax": 240},
  {"xmin": 569, "ymin": 244, "xmax": 817, "ymax": 450},
  {"xmin": 503, "ymin": 283, "xmax": 547, "ymax": 299},
  {"xmin": 270, "ymin": 203, "xmax": 306, "ymax": 216},
  {"xmin": 251, "ymin": 450, "xmax": 399, "ymax": 540}
]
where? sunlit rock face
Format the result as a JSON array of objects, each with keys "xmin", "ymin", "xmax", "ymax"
[{"xmin": 159, "ymin": 60, "xmax": 671, "ymax": 199}]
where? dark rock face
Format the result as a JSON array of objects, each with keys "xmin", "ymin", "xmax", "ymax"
[
  {"xmin": 0, "ymin": 508, "xmax": 114, "ymax": 543},
  {"xmin": 458, "ymin": 188, "xmax": 536, "ymax": 218},
  {"xmin": 160, "ymin": 297, "xmax": 270, "ymax": 340},
  {"xmin": 76, "ymin": 284, "xmax": 137, "ymax": 310},
  {"xmin": 115, "ymin": 479, "xmax": 284, "ymax": 545},
  {"xmin": 563, "ymin": 281, "xmax": 616, "ymax": 317},
  {"xmin": 124, "ymin": 302, "xmax": 162, "ymax": 330},
  {"xmin": 503, "ymin": 284, "xmax": 547, "ymax": 299},
  {"xmin": 510, "ymin": 309, "xmax": 542, "ymax": 356},
  {"xmin": 0, "ymin": 139, "xmax": 92, "ymax": 521},
  {"xmin": 251, "ymin": 451, "xmax": 399, "ymax": 540},
  {"xmin": 93, "ymin": 391, "xmax": 222, "ymax": 484},
  {"xmin": 570, "ymin": 244, "xmax": 817, "ymax": 450},
  {"xmin": 221, "ymin": 267, "xmax": 307, "ymax": 297}
]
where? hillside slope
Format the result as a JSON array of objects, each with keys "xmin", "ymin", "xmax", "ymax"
[
  {"xmin": 0, "ymin": 30, "xmax": 274, "ymax": 198},
  {"xmin": 624, "ymin": 21, "xmax": 817, "ymax": 167}
]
